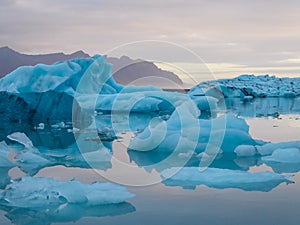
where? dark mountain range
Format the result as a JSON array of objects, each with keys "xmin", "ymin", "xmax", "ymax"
[
  {"xmin": 0, "ymin": 46, "xmax": 89, "ymax": 78},
  {"xmin": 0, "ymin": 47, "xmax": 183, "ymax": 87}
]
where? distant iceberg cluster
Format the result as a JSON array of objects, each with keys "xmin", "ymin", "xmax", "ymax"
[{"xmin": 189, "ymin": 74, "xmax": 300, "ymax": 99}]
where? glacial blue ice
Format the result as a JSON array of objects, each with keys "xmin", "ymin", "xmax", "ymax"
[
  {"xmin": 0, "ymin": 132, "xmax": 112, "ymax": 176},
  {"xmin": 235, "ymin": 141, "xmax": 300, "ymax": 157},
  {"xmin": 234, "ymin": 142, "xmax": 300, "ymax": 173},
  {"xmin": 0, "ymin": 55, "xmax": 216, "ymax": 125},
  {"xmin": 0, "ymin": 56, "xmax": 121, "ymax": 95},
  {"xmin": 0, "ymin": 54, "xmax": 299, "ymax": 200},
  {"xmin": 129, "ymin": 101, "xmax": 259, "ymax": 153},
  {"xmin": 0, "ymin": 177, "xmax": 135, "ymax": 208},
  {"xmin": 0, "ymin": 142, "xmax": 14, "ymax": 189},
  {"xmin": 0, "ymin": 141, "xmax": 14, "ymax": 168},
  {"xmin": 262, "ymin": 148, "xmax": 300, "ymax": 163},
  {"xmin": 161, "ymin": 167, "xmax": 292, "ymax": 191}
]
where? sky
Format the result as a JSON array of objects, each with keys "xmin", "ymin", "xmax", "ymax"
[{"xmin": 1, "ymin": 0, "xmax": 300, "ymax": 81}]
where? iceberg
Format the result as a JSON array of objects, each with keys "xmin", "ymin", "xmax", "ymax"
[
  {"xmin": 11, "ymin": 132, "xmax": 113, "ymax": 175},
  {"xmin": 0, "ymin": 177, "xmax": 135, "ymax": 208},
  {"xmin": 2, "ymin": 132, "xmax": 112, "ymax": 176},
  {"xmin": 262, "ymin": 148, "xmax": 300, "ymax": 163},
  {"xmin": 256, "ymin": 141, "xmax": 300, "ymax": 156},
  {"xmin": 234, "ymin": 141, "xmax": 300, "ymax": 173},
  {"xmin": 261, "ymin": 148, "xmax": 300, "ymax": 173},
  {"xmin": 0, "ymin": 55, "xmax": 213, "ymax": 126},
  {"xmin": 234, "ymin": 141, "xmax": 300, "ymax": 157},
  {"xmin": 189, "ymin": 74, "xmax": 300, "ymax": 99},
  {"xmin": 234, "ymin": 145, "xmax": 257, "ymax": 157},
  {"xmin": 7, "ymin": 132, "xmax": 34, "ymax": 149},
  {"xmin": 129, "ymin": 102, "xmax": 258, "ymax": 153},
  {"xmin": 161, "ymin": 167, "xmax": 292, "ymax": 191}
]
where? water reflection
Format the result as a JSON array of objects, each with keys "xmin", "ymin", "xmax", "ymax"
[
  {"xmin": 224, "ymin": 97, "xmax": 300, "ymax": 117},
  {"xmin": 0, "ymin": 97, "xmax": 300, "ymax": 224},
  {"xmin": 1, "ymin": 202, "xmax": 135, "ymax": 225},
  {"xmin": 0, "ymin": 112, "xmax": 299, "ymax": 193}
]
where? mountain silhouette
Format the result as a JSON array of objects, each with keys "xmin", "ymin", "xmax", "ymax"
[{"xmin": 0, "ymin": 47, "xmax": 183, "ymax": 87}]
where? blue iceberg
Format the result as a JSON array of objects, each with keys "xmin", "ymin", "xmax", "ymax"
[
  {"xmin": 162, "ymin": 167, "xmax": 293, "ymax": 191},
  {"xmin": 0, "ymin": 177, "xmax": 135, "ymax": 208}
]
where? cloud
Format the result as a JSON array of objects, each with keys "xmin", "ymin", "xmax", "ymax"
[
  {"xmin": 0, "ymin": 0, "xmax": 300, "ymax": 77},
  {"xmin": 0, "ymin": 0, "xmax": 16, "ymax": 7}
]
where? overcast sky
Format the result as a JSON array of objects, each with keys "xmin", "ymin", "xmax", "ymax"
[{"xmin": 1, "ymin": 0, "xmax": 300, "ymax": 79}]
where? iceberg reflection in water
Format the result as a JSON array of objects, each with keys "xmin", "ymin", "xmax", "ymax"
[{"xmin": 0, "ymin": 203, "xmax": 135, "ymax": 225}]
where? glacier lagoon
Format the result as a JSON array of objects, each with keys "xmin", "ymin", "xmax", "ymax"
[
  {"xmin": 0, "ymin": 100, "xmax": 299, "ymax": 225},
  {"xmin": 0, "ymin": 56, "xmax": 299, "ymax": 225}
]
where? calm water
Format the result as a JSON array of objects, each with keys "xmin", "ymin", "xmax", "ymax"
[{"xmin": 0, "ymin": 98, "xmax": 299, "ymax": 225}]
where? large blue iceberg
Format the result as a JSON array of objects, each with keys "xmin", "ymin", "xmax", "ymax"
[{"xmin": 0, "ymin": 55, "xmax": 215, "ymax": 125}]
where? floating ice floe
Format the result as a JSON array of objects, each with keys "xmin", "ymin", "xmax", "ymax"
[
  {"xmin": 4, "ymin": 132, "xmax": 112, "ymax": 176},
  {"xmin": 129, "ymin": 101, "xmax": 259, "ymax": 153},
  {"xmin": 0, "ymin": 177, "xmax": 135, "ymax": 209},
  {"xmin": 161, "ymin": 167, "xmax": 293, "ymax": 192},
  {"xmin": 260, "ymin": 148, "xmax": 300, "ymax": 173},
  {"xmin": 262, "ymin": 148, "xmax": 300, "ymax": 163},
  {"xmin": 7, "ymin": 132, "xmax": 34, "ymax": 149},
  {"xmin": 234, "ymin": 141, "xmax": 300, "ymax": 173},
  {"xmin": 235, "ymin": 141, "xmax": 300, "ymax": 156}
]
